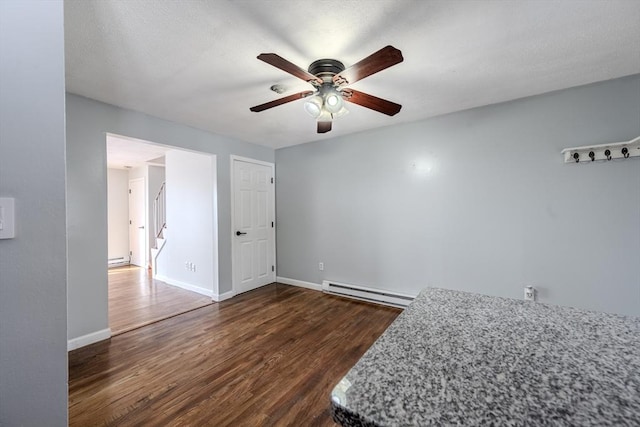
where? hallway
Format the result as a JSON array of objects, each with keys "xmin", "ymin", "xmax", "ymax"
[{"xmin": 109, "ymin": 265, "xmax": 213, "ymax": 335}]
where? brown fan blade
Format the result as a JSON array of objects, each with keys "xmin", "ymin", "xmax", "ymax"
[
  {"xmin": 341, "ymin": 89, "xmax": 402, "ymax": 116},
  {"xmin": 250, "ymin": 91, "xmax": 315, "ymax": 112},
  {"xmin": 333, "ymin": 45, "xmax": 403, "ymax": 86},
  {"xmin": 317, "ymin": 120, "xmax": 332, "ymax": 133},
  {"xmin": 257, "ymin": 53, "xmax": 323, "ymax": 85}
]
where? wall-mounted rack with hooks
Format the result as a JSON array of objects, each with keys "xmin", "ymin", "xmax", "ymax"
[{"xmin": 561, "ymin": 136, "xmax": 640, "ymax": 163}]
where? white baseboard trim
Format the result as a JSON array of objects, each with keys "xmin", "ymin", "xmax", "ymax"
[
  {"xmin": 155, "ymin": 275, "xmax": 213, "ymax": 298},
  {"xmin": 213, "ymin": 290, "xmax": 235, "ymax": 302},
  {"xmin": 68, "ymin": 328, "xmax": 111, "ymax": 351},
  {"xmin": 276, "ymin": 276, "xmax": 322, "ymax": 291}
]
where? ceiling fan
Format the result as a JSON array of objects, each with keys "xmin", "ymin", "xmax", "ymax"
[{"xmin": 249, "ymin": 46, "xmax": 404, "ymax": 134}]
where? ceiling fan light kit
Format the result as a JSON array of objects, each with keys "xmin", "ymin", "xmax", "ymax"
[
  {"xmin": 307, "ymin": 83, "xmax": 344, "ymax": 117},
  {"xmin": 250, "ymin": 46, "xmax": 404, "ymax": 134},
  {"xmin": 303, "ymin": 95, "xmax": 323, "ymax": 118}
]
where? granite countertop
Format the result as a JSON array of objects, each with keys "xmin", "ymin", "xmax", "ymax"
[{"xmin": 330, "ymin": 288, "xmax": 640, "ymax": 426}]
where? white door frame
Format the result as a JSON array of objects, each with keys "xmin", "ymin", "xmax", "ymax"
[{"xmin": 230, "ymin": 155, "xmax": 276, "ymax": 295}]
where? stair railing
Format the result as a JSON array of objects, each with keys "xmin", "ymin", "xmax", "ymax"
[{"xmin": 153, "ymin": 182, "xmax": 166, "ymax": 244}]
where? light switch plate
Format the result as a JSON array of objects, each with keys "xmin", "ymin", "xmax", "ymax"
[{"xmin": 0, "ymin": 197, "xmax": 16, "ymax": 239}]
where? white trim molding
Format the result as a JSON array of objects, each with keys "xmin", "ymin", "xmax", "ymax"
[
  {"xmin": 213, "ymin": 290, "xmax": 235, "ymax": 302},
  {"xmin": 276, "ymin": 276, "xmax": 322, "ymax": 291},
  {"xmin": 155, "ymin": 275, "xmax": 213, "ymax": 298},
  {"xmin": 230, "ymin": 154, "xmax": 276, "ymax": 168},
  {"xmin": 68, "ymin": 328, "xmax": 111, "ymax": 351}
]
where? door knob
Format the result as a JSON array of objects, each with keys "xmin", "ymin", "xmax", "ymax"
[
  {"xmin": 138, "ymin": 226, "xmax": 145, "ymax": 229},
  {"xmin": 236, "ymin": 231, "xmax": 247, "ymax": 236}
]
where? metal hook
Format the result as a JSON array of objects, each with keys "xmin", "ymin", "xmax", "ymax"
[
  {"xmin": 573, "ymin": 152, "xmax": 580, "ymax": 163},
  {"xmin": 589, "ymin": 151, "xmax": 595, "ymax": 161},
  {"xmin": 604, "ymin": 149, "xmax": 612, "ymax": 161},
  {"xmin": 622, "ymin": 147, "xmax": 629, "ymax": 158}
]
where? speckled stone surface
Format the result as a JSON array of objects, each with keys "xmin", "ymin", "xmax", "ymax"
[{"xmin": 330, "ymin": 288, "xmax": 640, "ymax": 426}]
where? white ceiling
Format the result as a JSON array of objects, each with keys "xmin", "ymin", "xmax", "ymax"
[
  {"xmin": 106, "ymin": 134, "xmax": 170, "ymax": 169},
  {"xmin": 65, "ymin": 0, "xmax": 640, "ymax": 150}
]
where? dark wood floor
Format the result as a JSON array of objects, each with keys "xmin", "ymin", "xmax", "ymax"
[
  {"xmin": 70, "ymin": 283, "xmax": 401, "ymax": 426},
  {"xmin": 109, "ymin": 265, "xmax": 213, "ymax": 335}
]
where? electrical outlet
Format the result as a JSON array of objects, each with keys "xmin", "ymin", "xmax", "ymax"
[
  {"xmin": 524, "ymin": 286, "xmax": 536, "ymax": 301},
  {"xmin": 318, "ymin": 262, "xmax": 324, "ymax": 271}
]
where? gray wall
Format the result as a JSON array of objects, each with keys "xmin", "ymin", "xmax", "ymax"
[
  {"xmin": 276, "ymin": 75, "xmax": 640, "ymax": 316},
  {"xmin": 66, "ymin": 94, "xmax": 274, "ymax": 341},
  {"xmin": 0, "ymin": 1, "xmax": 68, "ymax": 424}
]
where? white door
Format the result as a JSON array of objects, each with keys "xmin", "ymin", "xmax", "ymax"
[
  {"xmin": 232, "ymin": 158, "xmax": 275, "ymax": 294},
  {"xmin": 128, "ymin": 177, "xmax": 146, "ymax": 267}
]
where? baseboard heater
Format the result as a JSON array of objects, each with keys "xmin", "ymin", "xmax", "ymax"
[
  {"xmin": 322, "ymin": 280, "xmax": 414, "ymax": 308},
  {"xmin": 108, "ymin": 257, "xmax": 128, "ymax": 267}
]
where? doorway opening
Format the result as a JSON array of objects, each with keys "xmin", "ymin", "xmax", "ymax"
[{"xmin": 106, "ymin": 133, "xmax": 218, "ymax": 334}]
